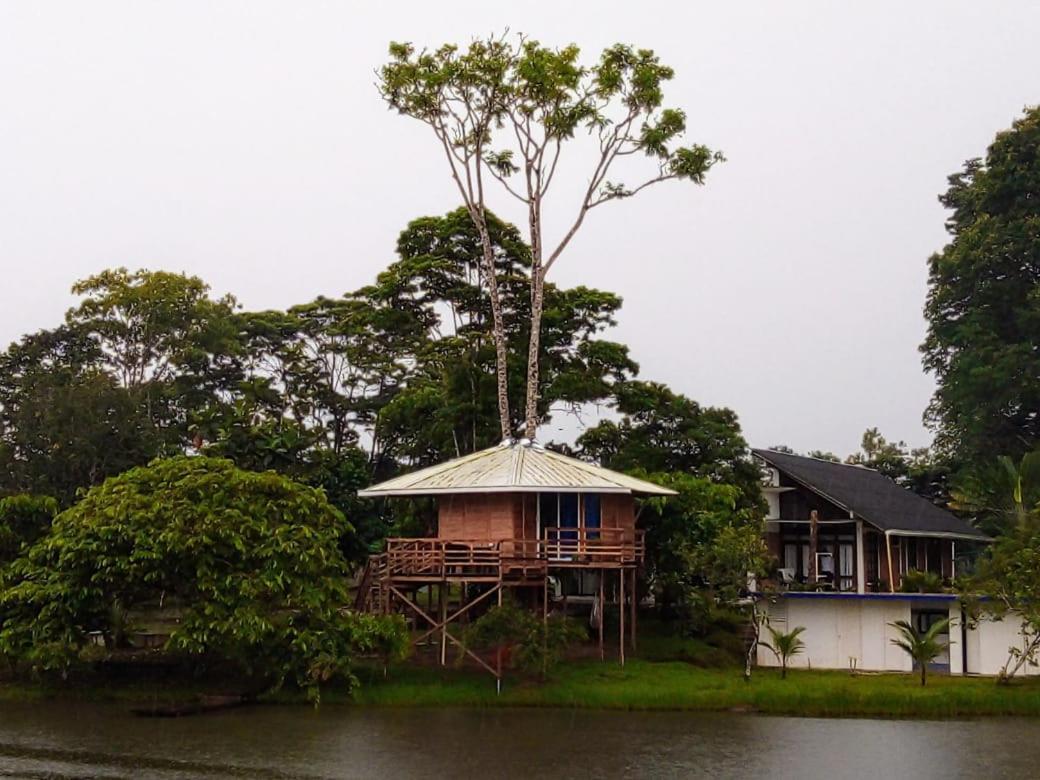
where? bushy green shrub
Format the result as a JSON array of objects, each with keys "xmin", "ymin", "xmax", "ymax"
[
  {"xmin": 0, "ymin": 456, "xmax": 401, "ymax": 700},
  {"xmin": 462, "ymin": 598, "xmax": 585, "ymax": 679},
  {"xmin": 899, "ymin": 569, "xmax": 944, "ymax": 594}
]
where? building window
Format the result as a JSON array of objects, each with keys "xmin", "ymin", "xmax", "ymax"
[{"xmin": 540, "ymin": 493, "xmax": 602, "ymax": 540}]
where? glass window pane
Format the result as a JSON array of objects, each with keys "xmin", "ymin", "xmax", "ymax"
[
  {"xmin": 539, "ymin": 493, "xmax": 558, "ymax": 529},
  {"xmin": 583, "ymin": 495, "xmax": 601, "ymax": 528},
  {"xmin": 560, "ymin": 494, "xmax": 578, "ymax": 526}
]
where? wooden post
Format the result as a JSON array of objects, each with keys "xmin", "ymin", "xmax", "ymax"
[
  {"xmin": 439, "ymin": 582, "xmax": 447, "ymax": 666},
  {"xmin": 543, "ymin": 577, "xmax": 549, "ymax": 624},
  {"xmin": 855, "ymin": 519, "xmax": 866, "ymax": 594},
  {"xmin": 598, "ymin": 569, "xmax": 605, "ymax": 661},
  {"xmin": 543, "ymin": 574, "xmax": 549, "ymax": 680},
  {"xmin": 630, "ymin": 568, "xmax": 637, "ymax": 653},
  {"xmin": 808, "ymin": 510, "xmax": 819, "ymax": 587},
  {"xmin": 619, "ymin": 569, "xmax": 626, "ymax": 667}
]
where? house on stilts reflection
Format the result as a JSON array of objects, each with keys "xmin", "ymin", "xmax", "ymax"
[{"xmin": 355, "ymin": 439, "xmax": 675, "ymax": 678}]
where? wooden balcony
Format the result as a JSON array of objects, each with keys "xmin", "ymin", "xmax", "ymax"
[{"xmin": 378, "ymin": 529, "xmax": 644, "ymax": 583}]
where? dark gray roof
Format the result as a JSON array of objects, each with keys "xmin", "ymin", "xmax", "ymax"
[{"xmin": 753, "ymin": 448, "xmax": 989, "ymax": 541}]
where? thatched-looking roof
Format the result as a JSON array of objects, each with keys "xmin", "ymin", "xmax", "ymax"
[{"xmin": 358, "ymin": 441, "xmax": 677, "ymax": 497}]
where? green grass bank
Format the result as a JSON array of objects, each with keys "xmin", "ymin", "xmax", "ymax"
[
  {"xmin": 340, "ymin": 661, "xmax": 1040, "ymax": 718},
  {"xmin": 5, "ymin": 659, "xmax": 1040, "ymax": 719}
]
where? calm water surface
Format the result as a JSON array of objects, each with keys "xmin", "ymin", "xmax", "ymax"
[{"xmin": 0, "ymin": 702, "xmax": 1037, "ymax": 779}]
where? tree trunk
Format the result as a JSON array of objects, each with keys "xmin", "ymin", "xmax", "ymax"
[
  {"xmin": 1000, "ymin": 633, "xmax": 1040, "ymax": 682},
  {"xmin": 524, "ymin": 265, "xmax": 544, "ymax": 438},
  {"xmin": 472, "ymin": 211, "xmax": 512, "ymax": 441},
  {"xmin": 744, "ymin": 601, "xmax": 760, "ymax": 682},
  {"xmin": 524, "ymin": 204, "xmax": 544, "ymax": 439},
  {"xmin": 920, "ymin": 663, "xmax": 927, "ymax": 687}
]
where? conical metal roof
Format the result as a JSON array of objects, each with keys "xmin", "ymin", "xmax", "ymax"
[{"xmin": 358, "ymin": 441, "xmax": 676, "ymax": 497}]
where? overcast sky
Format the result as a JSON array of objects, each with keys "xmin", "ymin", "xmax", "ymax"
[{"xmin": 2, "ymin": 1, "xmax": 1038, "ymax": 456}]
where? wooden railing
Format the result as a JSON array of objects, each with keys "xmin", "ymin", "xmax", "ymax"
[
  {"xmin": 385, "ymin": 538, "xmax": 503, "ymax": 579},
  {"xmin": 378, "ymin": 530, "xmax": 644, "ymax": 581},
  {"xmin": 542, "ymin": 527, "xmax": 644, "ymax": 565}
]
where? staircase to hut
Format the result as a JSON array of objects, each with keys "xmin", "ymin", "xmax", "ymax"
[{"xmin": 354, "ymin": 553, "xmax": 388, "ymax": 613}]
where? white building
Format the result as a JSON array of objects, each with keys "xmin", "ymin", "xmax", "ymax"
[{"xmin": 752, "ymin": 450, "xmax": 1030, "ymax": 677}]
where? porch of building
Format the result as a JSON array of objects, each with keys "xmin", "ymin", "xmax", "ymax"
[
  {"xmin": 354, "ymin": 530, "xmax": 644, "ymax": 678},
  {"xmin": 765, "ymin": 520, "xmax": 957, "ymax": 594}
]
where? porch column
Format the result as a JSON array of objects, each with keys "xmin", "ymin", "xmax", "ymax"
[
  {"xmin": 884, "ymin": 532, "xmax": 895, "ymax": 593},
  {"xmin": 855, "ymin": 520, "xmax": 866, "ymax": 594}
]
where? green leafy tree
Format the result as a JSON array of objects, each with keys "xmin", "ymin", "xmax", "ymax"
[
  {"xmin": 0, "ymin": 457, "xmax": 397, "ymax": 698},
  {"xmin": 889, "ymin": 617, "xmax": 951, "ymax": 686},
  {"xmin": 61, "ymin": 268, "xmax": 242, "ymax": 459},
  {"xmin": 0, "ymin": 327, "xmax": 162, "ymax": 503},
  {"xmin": 380, "ymin": 34, "xmax": 721, "ymax": 437},
  {"xmin": 762, "ymin": 624, "xmax": 806, "ymax": 679},
  {"xmin": 636, "ymin": 471, "xmax": 766, "ymax": 631},
  {"xmin": 952, "ymin": 449, "xmax": 1040, "ymax": 536},
  {"xmin": 375, "ymin": 208, "xmax": 635, "ymax": 464},
  {"xmin": 578, "ymin": 381, "xmax": 763, "ymax": 505},
  {"xmin": 963, "ymin": 491, "xmax": 1040, "ymax": 681},
  {"xmin": 922, "ymin": 107, "xmax": 1040, "ymax": 473},
  {"xmin": 0, "ymin": 495, "xmax": 58, "ymax": 565}
]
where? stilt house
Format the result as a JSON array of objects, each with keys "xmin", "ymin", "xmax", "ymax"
[{"xmin": 355, "ymin": 439, "xmax": 674, "ymax": 673}]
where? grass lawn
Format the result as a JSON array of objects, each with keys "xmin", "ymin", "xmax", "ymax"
[
  {"xmin": 339, "ymin": 659, "xmax": 1040, "ymax": 719},
  {"xmin": 4, "ymin": 660, "xmax": 1040, "ymax": 718}
]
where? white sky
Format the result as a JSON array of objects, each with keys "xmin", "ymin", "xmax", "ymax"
[{"xmin": 2, "ymin": 1, "xmax": 1038, "ymax": 455}]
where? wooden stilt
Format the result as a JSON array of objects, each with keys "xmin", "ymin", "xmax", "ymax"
[
  {"xmin": 543, "ymin": 577, "xmax": 549, "ymax": 624},
  {"xmin": 439, "ymin": 582, "xmax": 447, "ymax": 666},
  {"xmin": 598, "ymin": 569, "xmax": 605, "ymax": 661},
  {"xmin": 619, "ymin": 569, "xmax": 626, "ymax": 667},
  {"xmin": 630, "ymin": 568, "xmax": 637, "ymax": 653},
  {"xmin": 543, "ymin": 574, "xmax": 550, "ymax": 680}
]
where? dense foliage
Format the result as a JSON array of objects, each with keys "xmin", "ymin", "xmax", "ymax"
[
  {"xmin": 579, "ymin": 382, "xmax": 766, "ymax": 632},
  {"xmin": 0, "ymin": 457, "xmax": 405, "ymax": 698},
  {"xmin": 0, "ymin": 494, "xmax": 58, "ymax": 565},
  {"xmin": 462, "ymin": 599, "xmax": 586, "ymax": 678},
  {"xmin": 0, "ymin": 209, "xmax": 637, "ymax": 560},
  {"xmin": 922, "ymin": 106, "xmax": 1040, "ymax": 477},
  {"xmin": 963, "ymin": 474, "xmax": 1040, "ymax": 681}
]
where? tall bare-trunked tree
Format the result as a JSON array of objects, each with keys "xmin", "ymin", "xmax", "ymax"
[{"xmin": 380, "ymin": 34, "xmax": 721, "ymax": 439}]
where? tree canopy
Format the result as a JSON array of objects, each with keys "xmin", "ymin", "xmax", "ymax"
[
  {"xmin": 922, "ymin": 106, "xmax": 1040, "ymax": 474},
  {"xmin": 379, "ymin": 34, "xmax": 721, "ymax": 436},
  {"xmin": 0, "ymin": 457, "xmax": 403, "ymax": 697}
]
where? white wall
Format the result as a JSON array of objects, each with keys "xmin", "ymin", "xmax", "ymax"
[
  {"xmin": 758, "ymin": 596, "xmax": 970, "ymax": 674},
  {"xmin": 965, "ymin": 615, "xmax": 1040, "ymax": 676}
]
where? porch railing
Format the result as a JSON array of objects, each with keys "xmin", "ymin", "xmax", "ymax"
[
  {"xmin": 379, "ymin": 530, "xmax": 644, "ymax": 580},
  {"xmin": 541, "ymin": 526, "xmax": 644, "ymax": 565}
]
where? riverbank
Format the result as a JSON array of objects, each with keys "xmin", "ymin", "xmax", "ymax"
[
  {"xmin": 340, "ymin": 661, "xmax": 1040, "ymax": 718},
  {"xmin": 7, "ymin": 660, "xmax": 1040, "ymax": 719}
]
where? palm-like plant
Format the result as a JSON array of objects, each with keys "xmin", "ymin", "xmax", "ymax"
[
  {"xmin": 889, "ymin": 618, "xmax": 950, "ymax": 686},
  {"xmin": 762, "ymin": 625, "xmax": 806, "ymax": 679}
]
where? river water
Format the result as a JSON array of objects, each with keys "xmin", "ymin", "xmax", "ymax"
[{"xmin": 0, "ymin": 702, "xmax": 1037, "ymax": 779}]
